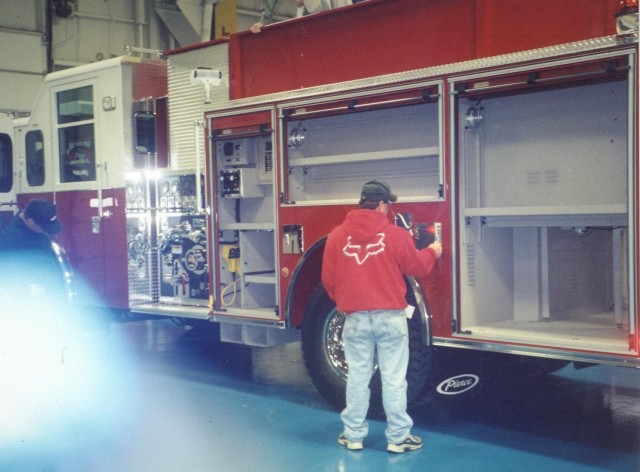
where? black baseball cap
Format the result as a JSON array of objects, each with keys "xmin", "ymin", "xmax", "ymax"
[
  {"xmin": 24, "ymin": 199, "xmax": 62, "ymax": 235},
  {"xmin": 359, "ymin": 180, "xmax": 398, "ymax": 204}
]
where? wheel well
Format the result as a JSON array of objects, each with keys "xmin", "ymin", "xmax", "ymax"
[
  {"xmin": 285, "ymin": 236, "xmax": 327, "ymax": 328},
  {"xmin": 405, "ymin": 276, "xmax": 432, "ymax": 346}
]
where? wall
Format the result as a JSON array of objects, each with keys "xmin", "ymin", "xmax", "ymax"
[
  {"xmin": 0, "ymin": 0, "xmax": 47, "ymax": 114},
  {"xmin": 0, "ymin": 0, "xmax": 171, "ymax": 114},
  {"xmin": 0, "ymin": 0, "xmax": 206, "ymax": 114},
  {"xmin": 50, "ymin": 0, "xmax": 168, "ymax": 67}
]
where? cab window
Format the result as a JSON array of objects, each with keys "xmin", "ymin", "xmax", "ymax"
[
  {"xmin": 0, "ymin": 133, "xmax": 12, "ymax": 192},
  {"xmin": 56, "ymin": 85, "xmax": 96, "ymax": 183},
  {"xmin": 25, "ymin": 130, "xmax": 44, "ymax": 187}
]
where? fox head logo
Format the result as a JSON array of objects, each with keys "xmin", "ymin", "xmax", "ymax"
[{"xmin": 342, "ymin": 233, "xmax": 386, "ymax": 265}]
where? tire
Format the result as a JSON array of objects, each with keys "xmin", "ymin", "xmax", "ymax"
[{"xmin": 301, "ymin": 283, "xmax": 433, "ymax": 413}]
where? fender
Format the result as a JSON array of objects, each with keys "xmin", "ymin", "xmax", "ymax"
[
  {"xmin": 405, "ymin": 275, "xmax": 432, "ymax": 347},
  {"xmin": 284, "ymin": 236, "xmax": 327, "ymax": 328}
]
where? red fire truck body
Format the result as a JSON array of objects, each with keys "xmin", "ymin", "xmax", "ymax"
[{"xmin": 4, "ymin": 0, "xmax": 638, "ymax": 407}]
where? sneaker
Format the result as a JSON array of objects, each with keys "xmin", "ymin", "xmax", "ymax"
[
  {"xmin": 338, "ymin": 433, "xmax": 364, "ymax": 450},
  {"xmin": 387, "ymin": 434, "xmax": 423, "ymax": 453}
]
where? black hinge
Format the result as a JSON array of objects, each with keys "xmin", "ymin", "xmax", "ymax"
[{"xmin": 454, "ymin": 83, "xmax": 467, "ymax": 95}]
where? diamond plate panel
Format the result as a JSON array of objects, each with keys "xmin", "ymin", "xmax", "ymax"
[
  {"xmin": 168, "ymin": 43, "xmax": 230, "ymax": 170},
  {"xmin": 125, "ymin": 57, "xmax": 168, "ymax": 304}
]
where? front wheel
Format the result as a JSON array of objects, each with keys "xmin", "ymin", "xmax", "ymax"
[{"xmin": 301, "ymin": 283, "xmax": 433, "ymax": 413}]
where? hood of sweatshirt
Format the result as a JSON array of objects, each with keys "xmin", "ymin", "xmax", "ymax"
[{"xmin": 342, "ymin": 209, "xmax": 390, "ymax": 245}]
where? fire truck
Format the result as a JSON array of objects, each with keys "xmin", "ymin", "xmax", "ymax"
[{"xmin": 3, "ymin": 0, "xmax": 638, "ymax": 410}]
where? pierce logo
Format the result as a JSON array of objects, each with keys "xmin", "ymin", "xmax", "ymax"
[{"xmin": 436, "ymin": 374, "xmax": 480, "ymax": 395}]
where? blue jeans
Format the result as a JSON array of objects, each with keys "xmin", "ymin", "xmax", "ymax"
[{"xmin": 340, "ymin": 309, "xmax": 412, "ymax": 444}]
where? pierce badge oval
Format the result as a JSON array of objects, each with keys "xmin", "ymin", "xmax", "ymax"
[{"xmin": 436, "ymin": 374, "xmax": 480, "ymax": 395}]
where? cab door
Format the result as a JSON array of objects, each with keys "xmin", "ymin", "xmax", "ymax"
[
  {"xmin": 49, "ymin": 80, "xmax": 112, "ymax": 307},
  {"xmin": 0, "ymin": 112, "xmax": 15, "ymax": 232}
]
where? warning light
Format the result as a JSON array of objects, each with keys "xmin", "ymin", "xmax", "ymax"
[
  {"xmin": 616, "ymin": 0, "xmax": 639, "ymax": 34},
  {"xmin": 618, "ymin": 0, "xmax": 638, "ymax": 12}
]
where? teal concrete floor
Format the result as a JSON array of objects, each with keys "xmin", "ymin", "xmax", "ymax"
[{"xmin": 1, "ymin": 318, "xmax": 638, "ymax": 471}]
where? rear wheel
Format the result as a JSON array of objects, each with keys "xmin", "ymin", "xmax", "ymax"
[{"xmin": 301, "ymin": 283, "xmax": 433, "ymax": 413}]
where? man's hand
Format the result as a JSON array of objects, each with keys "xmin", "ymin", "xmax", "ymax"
[
  {"xmin": 250, "ymin": 22, "xmax": 265, "ymax": 33},
  {"xmin": 414, "ymin": 223, "xmax": 436, "ymax": 250},
  {"xmin": 428, "ymin": 241, "xmax": 443, "ymax": 259}
]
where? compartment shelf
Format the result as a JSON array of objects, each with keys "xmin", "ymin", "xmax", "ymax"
[
  {"xmin": 288, "ymin": 146, "xmax": 438, "ymax": 168},
  {"xmin": 464, "ymin": 204, "xmax": 627, "ymax": 217},
  {"xmin": 456, "ymin": 310, "xmax": 631, "ymax": 354},
  {"xmin": 220, "ymin": 222, "xmax": 275, "ymax": 231},
  {"xmin": 464, "ymin": 205, "xmax": 627, "ymax": 227},
  {"xmin": 244, "ymin": 272, "xmax": 277, "ymax": 284}
]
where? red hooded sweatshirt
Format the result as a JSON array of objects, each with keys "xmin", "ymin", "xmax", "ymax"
[{"xmin": 322, "ymin": 209, "xmax": 438, "ymax": 314}]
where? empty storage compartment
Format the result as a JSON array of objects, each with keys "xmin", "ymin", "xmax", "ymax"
[
  {"xmin": 459, "ymin": 79, "xmax": 628, "ymax": 210},
  {"xmin": 461, "ymin": 224, "xmax": 621, "ymax": 320},
  {"xmin": 239, "ymin": 230, "xmax": 277, "ymax": 310},
  {"xmin": 460, "ymin": 222, "xmax": 628, "ymax": 351},
  {"xmin": 284, "ymin": 98, "xmax": 442, "ymax": 204},
  {"xmin": 456, "ymin": 69, "xmax": 632, "ymax": 352}
]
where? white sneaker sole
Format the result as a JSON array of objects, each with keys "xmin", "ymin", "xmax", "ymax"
[
  {"xmin": 338, "ymin": 438, "xmax": 364, "ymax": 450},
  {"xmin": 387, "ymin": 442, "xmax": 423, "ymax": 453}
]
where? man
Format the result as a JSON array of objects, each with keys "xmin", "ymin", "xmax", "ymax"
[
  {"xmin": 250, "ymin": 0, "xmax": 353, "ymax": 33},
  {"xmin": 0, "ymin": 198, "xmax": 64, "ymax": 300},
  {"xmin": 321, "ymin": 180, "xmax": 442, "ymax": 453},
  {"xmin": 0, "ymin": 198, "xmax": 62, "ymax": 252}
]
